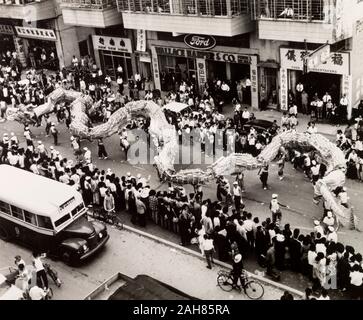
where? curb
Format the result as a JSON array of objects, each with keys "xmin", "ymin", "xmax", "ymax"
[{"xmin": 121, "ymin": 224, "xmax": 305, "ymax": 299}]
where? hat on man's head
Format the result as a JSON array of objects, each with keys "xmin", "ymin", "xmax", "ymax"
[
  {"xmin": 234, "ymin": 254, "xmax": 242, "ymax": 263},
  {"xmin": 328, "ymin": 226, "xmax": 335, "ymax": 232},
  {"xmin": 314, "ymin": 220, "xmax": 320, "ymax": 226},
  {"xmin": 327, "ymin": 211, "xmax": 333, "ymax": 218},
  {"xmin": 272, "ymin": 194, "xmax": 278, "ymax": 199}
]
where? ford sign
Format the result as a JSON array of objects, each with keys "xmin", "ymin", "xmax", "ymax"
[{"xmin": 184, "ymin": 34, "xmax": 216, "ymax": 50}]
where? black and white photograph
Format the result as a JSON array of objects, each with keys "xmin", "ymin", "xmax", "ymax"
[{"xmin": 0, "ymin": 0, "xmax": 362, "ymax": 309}]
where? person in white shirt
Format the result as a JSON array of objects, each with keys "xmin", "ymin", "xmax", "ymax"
[
  {"xmin": 327, "ymin": 226, "xmax": 338, "ymax": 243},
  {"xmin": 307, "ymin": 122, "xmax": 318, "ymax": 135},
  {"xmin": 241, "ymin": 107, "xmax": 250, "ymax": 125},
  {"xmin": 313, "ymin": 220, "xmax": 325, "ymax": 237},
  {"xmin": 83, "ymin": 147, "xmax": 91, "ymax": 162},
  {"xmin": 232, "ymin": 181, "xmax": 243, "ymax": 213},
  {"xmin": 202, "ymin": 234, "xmax": 215, "ymax": 269},
  {"xmin": 350, "ymin": 264, "xmax": 363, "ymax": 299},
  {"xmin": 279, "ymin": 7, "xmax": 294, "ymax": 17},
  {"xmin": 32, "ymin": 252, "xmax": 48, "ymax": 289},
  {"xmin": 323, "ymin": 211, "xmax": 335, "ymax": 228},
  {"xmin": 29, "ymin": 285, "xmax": 47, "ymax": 300}
]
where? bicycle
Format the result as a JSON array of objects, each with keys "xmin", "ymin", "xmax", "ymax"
[
  {"xmin": 87, "ymin": 205, "xmax": 124, "ymax": 230},
  {"xmin": 217, "ymin": 270, "xmax": 264, "ymax": 300},
  {"xmin": 44, "ymin": 263, "xmax": 62, "ymax": 288}
]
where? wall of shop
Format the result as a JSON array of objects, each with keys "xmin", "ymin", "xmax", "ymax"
[
  {"xmin": 350, "ymin": 19, "xmax": 363, "ymax": 118},
  {"xmin": 54, "ymin": 15, "xmax": 80, "ymax": 68},
  {"xmin": 249, "ymin": 32, "xmax": 287, "ymax": 62}
]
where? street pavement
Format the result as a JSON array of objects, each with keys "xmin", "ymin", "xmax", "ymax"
[
  {"xmin": 0, "ymin": 103, "xmax": 362, "ymax": 298},
  {"xmin": 0, "ymin": 227, "xmax": 286, "ymax": 300}
]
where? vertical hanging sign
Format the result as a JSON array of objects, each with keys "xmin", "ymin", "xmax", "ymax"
[
  {"xmin": 280, "ymin": 68, "xmax": 288, "ymax": 111},
  {"xmin": 196, "ymin": 58, "xmax": 207, "ymax": 93},
  {"xmin": 136, "ymin": 30, "xmax": 146, "ymax": 52}
]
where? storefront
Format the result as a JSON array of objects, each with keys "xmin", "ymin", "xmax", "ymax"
[
  {"xmin": 14, "ymin": 25, "xmax": 59, "ymax": 69},
  {"xmin": 0, "ymin": 24, "xmax": 15, "ymax": 52},
  {"xmin": 279, "ymin": 47, "xmax": 351, "ymax": 111},
  {"xmin": 149, "ymin": 39, "xmax": 259, "ymax": 110},
  {"xmin": 92, "ymin": 35, "xmax": 133, "ymax": 81}
]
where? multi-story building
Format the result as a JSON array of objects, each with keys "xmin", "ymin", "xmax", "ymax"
[
  {"xmin": 0, "ymin": 0, "xmax": 89, "ymax": 68},
  {"xmin": 251, "ymin": 0, "xmax": 363, "ymax": 119},
  {"xmin": 0, "ymin": 0, "xmax": 362, "ymax": 118}
]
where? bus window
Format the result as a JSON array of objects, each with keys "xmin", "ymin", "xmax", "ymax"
[
  {"xmin": 24, "ymin": 211, "xmax": 37, "ymax": 225},
  {"xmin": 11, "ymin": 205, "xmax": 24, "ymax": 220},
  {"xmin": 54, "ymin": 213, "xmax": 71, "ymax": 227},
  {"xmin": 36, "ymin": 215, "xmax": 53, "ymax": 230},
  {"xmin": 0, "ymin": 200, "xmax": 11, "ymax": 214}
]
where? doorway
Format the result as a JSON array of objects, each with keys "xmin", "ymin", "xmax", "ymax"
[{"xmin": 207, "ymin": 60, "xmax": 226, "ymax": 81}]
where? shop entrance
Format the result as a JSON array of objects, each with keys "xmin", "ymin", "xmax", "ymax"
[
  {"xmin": 99, "ymin": 50, "xmax": 132, "ymax": 81},
  {"xmin": 158, "ymin": 55, "xmax": 196, "ymax": 91},
  {"xmin": 207, "ymin": 60, "xmax": 226, "ymax": 81},
  {"xmin": 0, "ymin": 34, "xmax": 15, "ymax": 53},
  {"xmin": 27, "ymin": 39, "xmax": 58, "ymax": 70},
  {"xmin": 297, "ymin": 71, "xmax": 341, "ymax": 103},
  {"xmin": 230, "ymin": 63, "xmax": 250, "ymax": 83}
]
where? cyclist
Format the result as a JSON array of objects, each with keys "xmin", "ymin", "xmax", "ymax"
[{"xmin": 231, "ymin": 254, "xmax": 244, "ymax": 289}]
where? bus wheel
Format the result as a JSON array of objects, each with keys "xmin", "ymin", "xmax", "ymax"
[{"xmin": 0, "ymin": 225, "xmax": 10, "ymax": 241}]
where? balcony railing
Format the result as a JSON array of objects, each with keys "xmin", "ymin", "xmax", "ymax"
[
  {"xmin": 117, "ymin": 0, "xmax": 249, "ymax": 17},
  {"xmin": 61, "ymin": 0, "xmax": 116, "ymax": 9},
  {"xmin": 0, "ymin": 0, "xmax": 45, "ymax": 5},
  {"xmin": 251, "ymin": 0, "xmax": 333, "ymax": 22}
]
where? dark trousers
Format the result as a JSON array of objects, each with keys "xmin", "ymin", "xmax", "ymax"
[
  {"xmin": 36, "ymin": 269, "xmax": 48, "ymax": 289},
  {"xmin": 234, "ymin": 196, "xmax": 242, "ymax": 213},
  {"xmin": 98, "ymin": 145, "xmax": 108, "ymax": 158},
  {"xmin": 52, "ymin": 133, "xmax": 58, "ymax": 146}
]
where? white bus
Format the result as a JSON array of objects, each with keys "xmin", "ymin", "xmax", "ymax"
[{"xmin": 0, "ymin": 165, "xmax": 109, "ymax": 265}]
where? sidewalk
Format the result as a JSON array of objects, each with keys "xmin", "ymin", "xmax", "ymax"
[{"xmin": 113, "ymin": 209, "xmax": 353, "ymax": 300}]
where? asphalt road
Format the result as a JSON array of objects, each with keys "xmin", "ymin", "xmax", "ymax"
[
  {"xmin": 0, "ymin": 227, "xmax": 285, "ymax": 300},
  {"xmin": 0, "ymin": 107, "xmax": 362, "ymax": 298}
]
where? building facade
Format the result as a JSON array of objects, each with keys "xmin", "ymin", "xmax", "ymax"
[{"xmin": 1, "ymin": 0, "xmax": 362, "ymax": 118}]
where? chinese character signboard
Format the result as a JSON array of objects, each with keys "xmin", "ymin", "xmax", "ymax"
[
  {"xmin": 0, "ymin": 25, "xmax": 14, "ymax": 35},
  {"xmin": 136, "ymin": 30, "xmax": 146, "ymax": 52},
  {"xmin": 150, "ymin": 46, "xmax": 161, "ymax": 90},
  {"xmin": 280, "ymin": 48, "xmax": 349, "ymax": 75},
  {"xmin": 279, "ymin": 68, "xmax": 288, "ymax": 111},
  {"xmin": 306, "ymin": 44, "xmax": 330, "ymax": 72},
  {"xmin": 196, "ymin": 58, "xmax": 207, "ymax": 93},
  {"xmin": 250, "ymin": 56, "xmax": 259, "ymax": 111},
  {"xmin": 92, "ymin": 35, "xmax": 132, "ymax": 54},
  {"xmin": 15, "ymin": 26, "xmax": 56, "ymax": 41}
]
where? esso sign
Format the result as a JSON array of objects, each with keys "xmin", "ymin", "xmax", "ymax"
[{"xmin": 184, "ymin": 34, "xmax": 216, "ymax": 51}]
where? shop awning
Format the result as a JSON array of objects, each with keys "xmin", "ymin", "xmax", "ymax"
[{"xmin": 162, "ymin": 102, "xmax": 189, "ymax": 113}]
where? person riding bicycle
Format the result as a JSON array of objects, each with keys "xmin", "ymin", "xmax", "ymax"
[{"xmin": 231, "ymin": 254, "xmax": 244, "ymax": 288}]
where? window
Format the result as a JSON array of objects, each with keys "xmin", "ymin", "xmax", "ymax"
[
  {"xmin": 71, "ymin": 203, "xmax": 85, "ymax": 217},
  {"xmin": 36, "ymin": 215, "xmax": 53, "ymax": 230},
  {"xmin": 0, "ymin": 200, "xmax": 11, "ymax": 214},
  {"xmin": 54, "ymin": 213, "xmax": 71, "ymax": 227},
  {"xmin": 11, "ymin": 205, "xmax": 24, "ymax": 220},
  {"xmin": 24, "ymin": 211, "xmax": 37, "ymax": 225}
]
